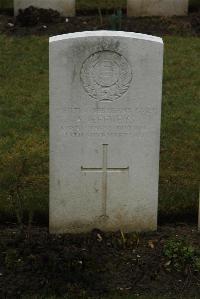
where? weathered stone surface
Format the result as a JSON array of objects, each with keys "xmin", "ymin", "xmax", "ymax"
[
  {"xmin": 49, "ymin": 31, "xmax": 163, "ymax": 233},
  {"xmin": 14, "ymin": 0, "xmax": 75, "ymax": 17},
  {"xmin": 127, "ymin": 0, "xmax": 188, "ymax": 17}
]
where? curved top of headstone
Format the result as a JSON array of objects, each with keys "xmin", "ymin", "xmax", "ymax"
[{"xmin": 49, "ymin": 30, "xmax": 163, "ymax": 44}]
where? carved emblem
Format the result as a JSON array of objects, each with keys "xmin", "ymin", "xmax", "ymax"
[{"xmin": 80, "ymin": 50, "xmax": 132, "ymax": 101}]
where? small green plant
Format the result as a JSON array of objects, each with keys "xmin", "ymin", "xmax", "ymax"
[
  {"xmin": 114, "ymin": 230, "xmax": 140, "ymax": 249},
  {"xmin": 97, "ymin": 0, "xmax": 103, "ymax": 26},
  {"xmin": 163, "ymin": 238, "xmax": 200, "ymax": 272},
  {"xmin": 109, "ymin": 8, "xmax": 122, "ymax": 30},
  {"xmin": 96, "ymin": 0, "xmax": 123, "ymax": 29}
]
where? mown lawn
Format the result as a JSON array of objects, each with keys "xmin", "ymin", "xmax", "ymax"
[{"xmin": 0, "ymin": 35, "xmax": 199, "ymax": 225}]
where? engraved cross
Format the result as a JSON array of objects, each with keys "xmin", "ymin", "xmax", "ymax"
[{"xmin": 81, "ymin": 144, "xmax": 129, "ymax": 218}]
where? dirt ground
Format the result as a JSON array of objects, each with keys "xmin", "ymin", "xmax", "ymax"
[
  {"xmin": 0, "ymin": 7, "xmax": 199, "ymax": 37},
  {"xmin": 0, "ymin": 224, "xmax": 200, "ymax": 298}
]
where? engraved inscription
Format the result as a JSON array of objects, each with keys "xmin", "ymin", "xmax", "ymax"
[
  {"xmin": 81, "ymin": 144, "xmax": 129, "ymax": 217},
  {"xmin": 60, "ymin": 106, "xmax": 158, "ymax": 138},
  {"xmin": 81, "ymin": 51, "xmax": 132, "ymax": 102}
]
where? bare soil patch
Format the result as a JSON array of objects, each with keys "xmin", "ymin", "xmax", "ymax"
[
  {"xmin": 0, "ymin": 224, "xmax": 200, "ymax": 298},
  {"xmin": 0, "ymin": 7, "xmax": 199, "ymax": 37}
]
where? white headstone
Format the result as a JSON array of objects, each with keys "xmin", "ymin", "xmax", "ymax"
[
  {"xmin": 14, "ymin": 0, "xmax": 75, "ymax": 17},
  {"xmin": 127, "ymin": 0, "xmax": 188, "ymax": 17},
  {"xmin": 49, "ymin": 31, "xmax": 163, "ymax": 233}
]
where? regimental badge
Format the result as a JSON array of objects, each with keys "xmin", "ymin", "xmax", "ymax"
[{"xmin": 80, "ymin": 50, "xmax": 132, "ymax": 102}]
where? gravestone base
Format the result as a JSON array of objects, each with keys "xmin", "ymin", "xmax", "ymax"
[
  {"xmin": 50, "ymin": 213, "xmax": 157, "ymax": 234},
  {"xmin": 127, "ymin": 0, "xmax": 189, "ymax": 17},
  {"xmin": 14, "ymin": 0, "xmax": 75, "ymax": 17}
]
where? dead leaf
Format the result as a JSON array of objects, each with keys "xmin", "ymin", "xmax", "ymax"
[
  {"xmin": 97, "ymin": 233, "xmax": 102, "ymax": 242},
  {"xmin": 148, "ymin": 240, "xmax": 155, "ymax": 249},
  {"xmin": 164, "ymin": 260, "xmax": 171, "ymax": 267}
]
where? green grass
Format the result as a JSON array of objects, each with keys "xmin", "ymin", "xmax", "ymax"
[
  {"xmin": 0, "ymin": 35, "xmax": 199, "ymax": 224},
  {"xmin": 159, "ymin": 36, "xmax": 200, "ymax": 220},
  {"xmin": 0, "ymin": 0, "xmax": 13, "ymax": 10},
  {"xmin": 0, "ymin": 36, "xmax": 49, "ymax": 223},
  {"xmin": 190, "ymin": 0, "xmax": 200, "ymax": 9}
]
